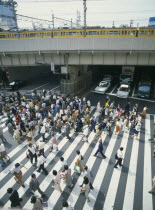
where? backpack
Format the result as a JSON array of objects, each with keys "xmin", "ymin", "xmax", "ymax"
[
  {"xmin": 115, "ymin": 153, "xmax": 118, "ymax": 160},
  {"xmin": 81, "ymin": 155, "xmax": 84, "ymax": 160}
]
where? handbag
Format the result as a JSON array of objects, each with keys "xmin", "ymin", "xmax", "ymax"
[
  {"xmin": 74, "ymin": 165, "xmax": 80, "ymax": 173},
  {"xmin": 42, "ymin": 201, "xmax": 48, "ymax": 207}
]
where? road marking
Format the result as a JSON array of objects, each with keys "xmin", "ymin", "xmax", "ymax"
[
  {"xmin": 51, "ymin": 85, "xmax": 60, "ymax": 91},
  {"xmin": 129, "ymin": 96, "xmax": 155, "ymax": 103},
  {"xmin": 143, "ymin": 114, "xmax": 153, "ymax": 210},
  {"xmin": 123, "ymin": 126, "xmax": 140, "ymax": 209},
  {"xmin": 103, "ymin": 131, "xmax": 129, "ymax": 210},
  {"xmin": 31, "ymin": 83, "xmax": 49, "ymax": 91},
  {"xmin": 132, "ymin": 85, "xmax": 136, "ymax": 97},
  {"xmin": 110, "ymin": 83, "xmax": 118, "ymax": 94}
]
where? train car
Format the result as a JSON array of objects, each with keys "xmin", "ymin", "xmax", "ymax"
[
  {"xmin": 0, "ymin": 27, "xmax": 155, "ymax": 40},
  {"xmin": 53, "ymin": 28, "xmax": 138, "ymax": 38}
]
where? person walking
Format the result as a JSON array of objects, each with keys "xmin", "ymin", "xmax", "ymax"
[
  {"xmin": 64, "ymin": 165, "xmax": 73, "ymax": 188},
  {"xmin": 49, "ymin": 134, "xmax": 58, "ymax": 152},
  {"xmin": 124, "ymin": 101, "xmax": 130, "ymax": 116},
  {"xmin": 7, "ymin": 122, "xmax": 14, "ymax": 136},
  {"xmin": 93, "ymin": 139, "xmax": 106, "ymax": 159},
  {"xmin": 80, "ymin": 165, "xmax": 94, "ymax": 189},
  {"xmin": 30, "ymin": 196, "xmax": 43, "ymax": 210},
  {"xmin": 11, "ymin": 163, "xmax": 27, "ymax": 188},
  {"xmin": 90, "ymin": 116, "xmax": 96, "ymax": 133},
  {"xmin": 65, "ymin": 122, "xmax": 71, "ymax": 140},
  {"xmin": 149, "ymin": 175, "xmax": 155, "ymax": 195},
  {"xmin": 7, "ymin": 188, "xmax": 22, "ymax": 208},
  {"xmin": 115, "ymin": 119, "xmax": 121, "ymax": 135},
  {"xmin": 37, "ymin": 153, "xmax": 48, "ymax": 175},
  {"xmin": 60, "ymin": 157, "xmax": 68, "ymax": 170},
  {"xmin": 37, "ymin": 139, "xmax": 45, "ymax": 157},
  {"xmin": 75, "ymin": 150, "xmax": 84, "ymax": 172},
  {"xmin": 114, "ymin": 147, "xmax": 124, "ymax": 168},
  {"xmin": 52, "ymin": 170, "xmax": 62, "ymax": 193},
  {"xmin": 0, "ymin": 127, "xmax": 7, "ymax": 143},
  {"xmin": 0, "ymin": 143, "xmax": 7, "ymax": 165},
  {"xmin": 82, "ymin": 125, "xmax": 89, "ymax": 142},
  {"xmin": 62, "ymin": 201, "xmax": 74, "ymax": 210},
  {"xmin": 29, "ymin": 173, "xmax": 45, "ymax": 196},
  {"xmin": 27, "ymin": 143, "xmax": 37, "ymax": 165},
  {"xmin": 80, "ymin": 177, "xmax": 90, "ymax": 202}
]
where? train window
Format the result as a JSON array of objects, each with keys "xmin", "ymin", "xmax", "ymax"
[
  {"xmin": 131, "ymin": 31, "xmax": 135, "ymax": 35},
  {"xmin": 69, "ymin": 32, "xmax": 77, "ymax": 36},
  {"xmin": 100, "ymin": 31, "xmax": 102, "ymax": 35},
  {"xmin": 66, "ymin": 32, "xmax": 69, "ymax": 36},
  {"xmin": 109, "ymin": 31, "xmax": 119, "ymax": 35},
  {"xmin": 106, "ymin": 31, "xmax": 109, "ymax": 35},
  {"xmin": 0, "ymin": 35, "xmax": 5, "ymax": 38},
  {"xmin": 139, "ymin": 31, "xmax": 144, "ymax": 35},
  {"xmin": 125, "ymin": 31, "xmax": 127, "ymax": 35},
  {"xmin": 80, "ymin": 31, "xmax": 83, "ymax": 35},
  {"xmin": 128, "ymin": 31, "xmax": 130, "ymax": 35},
  {"xmin": 102, "ymin": 31, "xmax": 105, "ymax": 35},
  {"xmin": 54, "ymin": 32, "xmax": 57, "ymax": 36},
  {"xmin": 89, "ymin": 31, "xmax": 97, "ymax": 35},
  {"xmin": 122, "ymin": 31, "xmax": 124, "ymax": 35},
  {"xmin": 30, "ymin": 33, "xmax": 37, "ymax": 37}
]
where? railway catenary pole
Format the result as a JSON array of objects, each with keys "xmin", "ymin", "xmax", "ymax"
[
  {"xmin": 52, "ymin": 13, "xmax": 54, "ymax": 30},
  {"xmin": 83, "ymin": 0, "xmax": 87, "ymax": 37}
]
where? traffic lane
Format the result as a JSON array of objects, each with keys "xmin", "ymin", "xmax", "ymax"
[{"xmin": 86, "ymin": 92, "xmax": 155, "ymax": 115}]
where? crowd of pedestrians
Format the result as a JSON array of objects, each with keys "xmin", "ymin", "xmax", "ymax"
[{"xmin": 0, "ymin": 88, "xmax": 152, "ymax": 209}]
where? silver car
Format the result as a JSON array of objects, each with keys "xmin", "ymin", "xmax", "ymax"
[{"xmin": 117, "ymin": 84, "xmax": 130, "ymax": 98}]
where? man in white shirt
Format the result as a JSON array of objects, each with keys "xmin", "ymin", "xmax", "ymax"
[
  {"xmin": 37, "ymin": 153, "xmax": 48, "ymax": 175},
  {"xmin": 114, "ymin": 147, "xmax": 124, "ymax": 169},
  {"xmin": 28, "ymin": 144, "xmax": 37, "ymax": 165},
  {"xmin": 60, "ymin": 157, "xmax": 68, "ymax": 170},
  {"xmin": 37, "ymin": 139, "xmax": 45, "ymax": 157}
]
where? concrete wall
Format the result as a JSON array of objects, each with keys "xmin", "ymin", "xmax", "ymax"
[
  {"xmin": 0, "ymin": 37, "xmax": 155, "ymax": 67},
  {"xmin": 7, "ymin": 66, "xmax": 51, "ymax": 82},
  {"xmin": 0, "ymin": 37, "xmax": 155, "ymax": 52}
]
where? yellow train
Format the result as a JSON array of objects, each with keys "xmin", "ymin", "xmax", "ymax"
[{"xmin": 0, "ymin": 27, "xmax": 155, "ymax": 39}]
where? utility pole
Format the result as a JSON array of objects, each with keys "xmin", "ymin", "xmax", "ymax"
[
  {"xmin": 71, "ymin": 18, "xmax": 72, "ymax": 28},
  {"xmin": 83, "ymin": 0, "xmax": 87, "ymax": 37},
  {"xmin": 52, "ymin": 13, "xmax": 54, "ymax": 30}
]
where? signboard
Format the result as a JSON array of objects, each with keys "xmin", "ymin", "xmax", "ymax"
[
  {"xmin": 61, "ymin": 66, "xmax": 68, "ymax": 74},
  {"xmin": 149, "ymin": 17, "xmax": 155, "ymax": 27},
  {"xmin": 51, "ymin": 62, "xmax": 55, "ymax": 72}
]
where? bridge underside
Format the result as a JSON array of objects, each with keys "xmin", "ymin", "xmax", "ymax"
[{"xmin": 0, "ymin": 51, "xmax": 155, "ymax": 67}]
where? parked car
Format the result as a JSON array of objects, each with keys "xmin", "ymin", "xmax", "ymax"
[
  {"xmin": 8, "ymin": 80, "xmax": 27, "ymax": 90},
  {"xmin": 117, "ymin": 84, "xmax": 130, "ymax": 98},
  {"xmin": 92, "ymin": 81, "xmax": 110, "ymax": 94},
  {"xmin": 137, "ymin": 81, "xmax": 151, "ymax": 98}
]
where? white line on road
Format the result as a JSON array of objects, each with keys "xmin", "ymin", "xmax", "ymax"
[
  {"xmin": 51, "ymin": 85, "xmax": 60, "ymax": 91},
  {"xmin": 132, "ymin": 85, "xmax": 136, "ymax": 97},
  {"xmin": 143, "ymin": 114, "xmax": 153, "ymax": 210},
  {"xmin": 31, "ymin": 83, "xmax": 49, "ymax": 91},
  {"xmin": 129, "ymin": 96, "xmax": 155, "ymax": 103},
  {"xmin": 110, "ymin": 83, "xmax": 118, "ymax": 94}
]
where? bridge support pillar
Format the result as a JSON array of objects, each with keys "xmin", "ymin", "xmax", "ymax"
[{"xmin": 60, "ymin": 65, "xmax": 92, "ymax": 94}]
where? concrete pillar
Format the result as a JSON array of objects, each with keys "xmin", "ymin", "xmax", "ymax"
[{"xmin": 60, "ymin": 65, "xmax": 92, "ymax": 94}]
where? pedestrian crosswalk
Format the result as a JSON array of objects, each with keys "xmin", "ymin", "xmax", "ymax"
[{"xmin": 0, "ymin": 109, "xmax": 155, "ymax": 210}]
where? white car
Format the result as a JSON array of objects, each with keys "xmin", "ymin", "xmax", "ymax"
[
  {"xmin": 92, "ymin": 81, "xmax": 110, "ymax": 94},
  {"xmin": 117, "ymin": 84, "xmax": 130, "ymax": 98}
]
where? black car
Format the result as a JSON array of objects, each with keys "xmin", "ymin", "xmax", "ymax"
[{"xmin": 8, "ymin": 80, "xmax": 27, "ymax": 90}]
